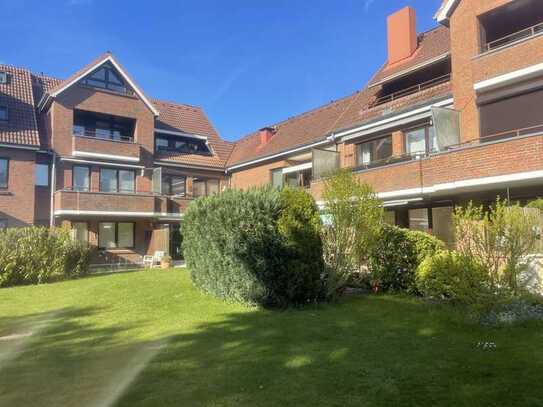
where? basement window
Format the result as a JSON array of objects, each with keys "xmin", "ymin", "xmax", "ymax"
[{"xmin": 479, "ymin": 0, "xmax": 543, "ymax": 53}]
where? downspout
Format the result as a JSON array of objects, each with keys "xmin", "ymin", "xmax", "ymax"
[{"xmin": 49, "ymin": 151, "xmax": 56, "ymax": 228}]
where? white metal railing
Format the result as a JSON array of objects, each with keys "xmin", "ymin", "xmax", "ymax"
[{"xmin": 483, "ymin": 21, "xmax": 543, "ymax": 53}]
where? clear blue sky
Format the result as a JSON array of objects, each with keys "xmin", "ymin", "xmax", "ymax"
[{"xmin": 1, "ymin": 0, "xmax": 442, "ymax": 141}]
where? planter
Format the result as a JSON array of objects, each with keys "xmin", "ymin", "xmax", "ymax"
[{"xmin": 160, "ymin": 257, "xmax": 172, "ymax": 269}]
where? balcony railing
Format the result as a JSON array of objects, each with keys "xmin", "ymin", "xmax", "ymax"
[
  {"xmin": 353, "ymin": 153, "xmax": 419, "ymax": 172},
  {"xmin": 74, "ymin": 127, "xmax": 134, "ymax": 143},
  {"xmin": 483, "ymin": 21, "xmax": 543, "ymax": 53},
  {"xmin": 371, "ymin": 74, "xmax": 451, "ymax": 107}
]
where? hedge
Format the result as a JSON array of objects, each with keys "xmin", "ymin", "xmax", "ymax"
[
  {"xmin": 182, "ymin": 187, "xmax": 325, "ymax": 306},
  {"xmin": 0, "ymin": 226, "xmax": 91, "ymax": 287},
  {"xmin": 368, "ymin": 224, "xmax": 444, "ymax": 293}
]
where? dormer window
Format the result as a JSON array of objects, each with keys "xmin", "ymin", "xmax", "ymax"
[
  {"xmin": 0, "ymin": 72, "xmax": 7, "ymax": 84},
  {"xmin": 155, "ymin": 132, "xmax": 211, "ymax": 155},
  {"xmin": 80, "ymin": 62, "xmax": 132, "ymax": 95},
  {"xmin": 0, "ymin": 106, "xmax": 7, "ymax": 121}
]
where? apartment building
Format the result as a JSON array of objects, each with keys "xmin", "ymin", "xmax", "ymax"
[
  {"xmin": 1, "ymin": 0, "xmax": 542, "ymax": 264},
  {"xmin": 0, "ymin": 53, "xmax": 233, "ymax": 265},
  {"xmin": 228, "ymin": 0, "xmax": 543, "ymax": 247}
]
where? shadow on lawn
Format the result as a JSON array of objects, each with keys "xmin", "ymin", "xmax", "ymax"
[
  {"xmin": 116, "ymin": 296, "xmax": 543, "ymax": 407},
  {"xmin": 0, "ymin": 306, "xmax": 163, "ymax": 407}
]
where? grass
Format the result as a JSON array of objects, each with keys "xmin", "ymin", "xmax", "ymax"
[{"xmin": 0, "ymin": 269, "xmax": 542, "ymax": 406}]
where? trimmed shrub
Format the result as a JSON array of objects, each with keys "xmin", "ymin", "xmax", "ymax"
[
  {"xmin": 416, "ymin": 250, "xmax": 489, "ymax": 304},
  {"xmin": 0, "ymin": 226, "xmax": 91, "ymax": 287},
  {"xmin": 182, "ymin": 187, "xmax": 325, "ymax": 306},
  {"xmin": 368, "ymin": 224, "xmax": 444, "ymax": 293}
]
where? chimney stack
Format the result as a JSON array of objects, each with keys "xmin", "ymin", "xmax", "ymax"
[
  {"xmin": 386, "ymin": 6, "xmax": 418, "ymax": 66},
  {"xmin": 259, "ymin": 127, "xmax": 275, "ymax": 146}
]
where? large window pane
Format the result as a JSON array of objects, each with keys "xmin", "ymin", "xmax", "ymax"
[
  {"xmin": 35, "ymin": 164, "xmax": 49, "ymax": 187},
  {"xmin": 271, "ymin": 168, "xmax": 283, "ymax": 188},
  {"xmin": 118, "ymin": 223, "xmax": 134, "ymax": 248},
  {"xmin": 406, "ymin": 128, "xmax": 426, "ymax": 155},
  {"xmin": 98, "ymin": 222, "xmax": 116, "ymax": 249},
  {"xmin": 285, "ymin": 172, "xmax": 299, "ymax": 188},
  {"xmin": 408, "ymin": 208, "xmax": 429, "ymax": 231},
  {"xmin": 119, "ymin": 170, "xmax": 135, "ymax": 193},
  {"xmin": 171, "ymin": 177, "xmax": 186, "ymax": 196},
  {"xmin": 0, "ymin": 159, "xmax": 8, "ymax": 189},
  {"xmin": 72, "ymin": 222, "xmax": 88, "ymax": 243},
  {"xmin": 356, "ymin": 135, "xmax": 392, "ymax": 166},
  {"xmin": 207, "ymin": 179, "xmax": 219, "ymax": 195},
  {"xmin": 73, "ymin": 166, "xmax": 90, "ymax": 191},
  {"xmin": 100, "ymin": 168, "xmax": 118, "ymax": 192},
  {"xmin": 193, "ymin": 180, "xmax": 206, "ymax": 198}
]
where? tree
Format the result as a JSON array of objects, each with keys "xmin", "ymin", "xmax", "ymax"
[
  {"xmin": 454, "ymin": 198, "xmax": 540, "ymax": 295},
  {"xmin": 321, "ymin": 169, "xmax": 383, "ymax": 295}
]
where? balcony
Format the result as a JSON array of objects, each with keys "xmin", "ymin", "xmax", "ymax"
[
  {"xmin": 72, "ymin": 133, "xmax": 141, "ymax": 161},
  {"xmin": 371, "ymin": 74, "xmax": 451, "ymax": 107},
  {"xmin": 55, "ymin": 190, "xmax": 155, "ymax": 214},
  {"xmin": 54, "ymin": 190, "xmax": 192, "ymax": 218},
  {"xmin": 479, "ymin": 0, "xmax": 543, "ymax": 54}
]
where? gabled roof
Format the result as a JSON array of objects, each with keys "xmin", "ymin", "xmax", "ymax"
[
  {"xmin": 153, "ymin": 99, "xmax": 234, "ymax": 169},
  {"xmin": 0, "ymin": 64, "xmax": 40, "ymax": 147},
  {"xmin": 435, "ymin": 0, "xmax": 461, "ymax": 24},
  {"xmin": 38, "ymin": 52, "xmax": 160, "ymax": 116}
]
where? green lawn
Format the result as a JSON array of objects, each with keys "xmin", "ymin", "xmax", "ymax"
[{"xmin": 0, "ymin": 269, "xmax": 542, "ymax": 407}]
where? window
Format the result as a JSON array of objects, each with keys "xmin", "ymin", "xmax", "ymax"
[
  {"xmin": 0, "ymin": 72, "xmax": 7, "ymax": 84},
  {"xmin": 408, "ymin": 208, "xmax": 430, "ymax": 231},
  {"xmin": 479, "ymin": 88, "xmax": 543, "ymax": 141},
  {"xmin": 73, "ymin": 110, "xmax": 135, "ymax": 142},
  {"xmin": 193, "ymin": 179, "xmax": 206, "ymax": 198},
  {"xmin": 80, "ymin": 62, "xmax": 132, "ymax": 94},
  {"xmin": 0, "ymin": 219, "xmax": 7, "ymax": 229},
  {"xmin": 155, "ymin": 133, "xmax": 211, "ymax": 155},
  {"xmin": 100, "ymin": 168, "xmax": 135, "ymax": 193},
  {"xmin": 356, "ymin": 135, "xmax": 393, "ymax": 166},
  {"xmin": 192, "ymin": 178, "xmax": 220, "ymax": 197},
  {"xmin": 271, "ymin": 168, "xmax": 283, "ymax": 189},
  {"xmin": 161, "ymin": 175, "xmax": 186, "ymax": 196},
  {"xmin": 73, "ymin": 166, "xmax": 90, "ymax": 191},
  {"xmin": 207, "ymin": 179, "xmax": 219, "ymax": 195},
  {"xmin": 0, "ymin": 158, "xmax": 8, "ymax": 189},
  {"xmin": 98, "ymin": 222, "xmax": 134, "ymax": 249},
  {"xmin": 72, "ymin": 222, "xmax": 88, "ymax": 243},
  {"xmin": 0, "ymin": 106, "xmax": 7, "ymax": 121},
  {"xmin": 35, "ymin": 164, "xmax": 49, "ymax": 187},
  {"xmin": 405, "ymin": 125, "xmax": 437, "ymax": 156}
]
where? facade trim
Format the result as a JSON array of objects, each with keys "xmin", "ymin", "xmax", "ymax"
[
  {"xmin": 73, "ymin": 150, "xmax": 140, "ymax": 162},
  {"xmin": 474, "ymin": 62, "xmax": 543, "ymax": 93},
  {"xmin": 60, "ymin": 157, "xmax": 145, "ymax": 169},
  {"xmin": 54, "ymin": 210, "xmax": 183, "ymax": 218}
]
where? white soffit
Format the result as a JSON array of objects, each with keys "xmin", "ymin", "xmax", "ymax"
[
  {"xmin": 282, "ymin": 162, "xmax": 312, "ymax": 174},
  {"xmin": 72, "ymin": 150, "xmax": 140, "ymax": 162},
  {"xmin": 474, "ymin": 62, "xmax": 543, "ymax": 93}
]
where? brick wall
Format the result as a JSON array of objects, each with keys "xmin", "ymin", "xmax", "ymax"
[
  {"xmin": 230, "ymin": 159, "xmax": 290, "ymax": 189},
  {"xmin": 450, "ymin": 0, "xmax": 543, "ymax": 141},
  {"xmin": 0, "ymin": 148, "xmax": 36, "ymax": 226}
]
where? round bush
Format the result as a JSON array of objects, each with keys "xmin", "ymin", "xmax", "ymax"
[
  {"xmin": 182, "ymin": 186, "xmax": 325, "ymax": 307},
  {"xmin": 416, "ymin": 250, "xmax": 489, "ymax": 304},
  {"xmin": 368, "ymin": 224, "xmax": 444, "ymax": 293}
]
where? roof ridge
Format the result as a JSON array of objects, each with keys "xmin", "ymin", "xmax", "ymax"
[{"xmin": 152, "ymin": 98, "xmax": 201, "ymax": 110}]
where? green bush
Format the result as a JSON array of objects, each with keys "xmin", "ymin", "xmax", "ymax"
[
  {"xmin": 416, "ymin": 250, "xmax": 489, "ymax": 304},
  {"xmin": 182, "ymin": 187, "xmax": 325, "ymax": 306},
  {"xmin": 368, "ymin": 224, "xmax": 444, "ymax": 293},
  {"xmin": 0, "ymin": 226, "xmax": 91, "ymax": 287}
]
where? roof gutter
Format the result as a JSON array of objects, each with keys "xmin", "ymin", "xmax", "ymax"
[{"xmin": 226, "ymin": 137, "xmax": 334, "ymax": 172}]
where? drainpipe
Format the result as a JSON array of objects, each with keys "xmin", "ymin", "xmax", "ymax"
[{"xmin": 49, "ymin": 151, "xmax": 56, "ymax": 228}]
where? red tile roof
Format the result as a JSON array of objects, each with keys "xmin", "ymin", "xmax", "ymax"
[
  {"xmin": 0, "ymin": 65, "xmax": 40, "ymax": 147},
  {"xmin": 153, "ymin": 99, "xmax": 233, "ymax": 169},
  {"xmin": 368, "ymin": 26, "xmax": 450, "ymax": 86},
  {"xmin": 227, "ymin": 26, "xmax": 452, "ymax": 168}
]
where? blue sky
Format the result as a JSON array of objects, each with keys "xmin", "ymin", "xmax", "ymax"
[{"xmin": 1, "ymin": 0, "xmax": 443, "ymax": 141}]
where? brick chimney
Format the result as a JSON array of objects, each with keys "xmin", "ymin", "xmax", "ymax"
[
  {"xmin": 386, "ymin": 6, "xmax": 418, "ymax": 66},
  {"xmin": 259, "ymin": 127, "xmax": 275, "ymax": 146}
]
